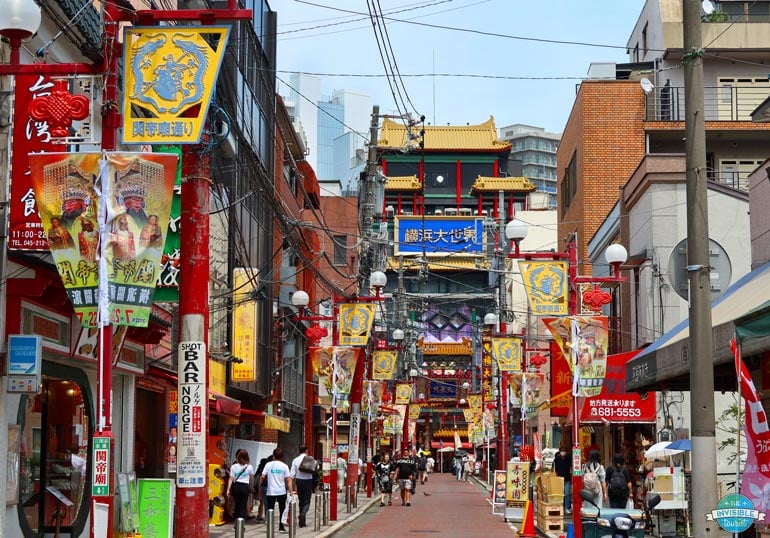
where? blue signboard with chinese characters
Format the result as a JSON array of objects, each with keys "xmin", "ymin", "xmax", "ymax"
[
  {"xmin": 395, "ymin": 216, "xmax": 485, "ymax": 255},
  {"xmin": 428, "ymin": 379, "xmax": 458, "ymax": 400}
]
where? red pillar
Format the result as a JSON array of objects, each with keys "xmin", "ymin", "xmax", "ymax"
[
  {"xmin": 567, "ymin": 239, "xmax": 583, "ymax": 537},
  {"xmin": 175, "ymin": 145, "xmax": 211, "ymax": 535}
]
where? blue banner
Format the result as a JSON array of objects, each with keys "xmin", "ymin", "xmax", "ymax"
[
  {"xmin": 428, "ymin": 379, "xmax": 458, "ymax": 400},
  {"xmin": 395, "ymin": 216, "xmax": 484, "ymax": 254}
]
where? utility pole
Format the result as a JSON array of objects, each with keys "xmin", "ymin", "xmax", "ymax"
[
  {"xmin": 683, "ymin": 1, "xmax": 718, "ymax": 534},
  {"xmin": 348, "ymin": 105, "xmax": 381, "ymax": 490}
]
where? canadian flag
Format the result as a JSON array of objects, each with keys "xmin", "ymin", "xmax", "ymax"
[{"xmin": 731, "ymin": 336, "xmax": 770, "ymax": 512}]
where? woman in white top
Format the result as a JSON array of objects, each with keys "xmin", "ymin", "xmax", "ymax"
[
  {"xmin": 227, "ymin": 449, "xmax": 256, "ymax": 522},
  {"xmin": 259, "ymin": 447, "xmax": 293, "ymax": 532}
]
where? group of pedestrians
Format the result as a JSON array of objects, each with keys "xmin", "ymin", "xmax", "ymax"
[
  {"xmin": 553, "ymin": 447, "xmax": 634, "ymax": 514},
  {"xmin": 374, "ymin": 448, "xmax": 435, "ymax": 507}
]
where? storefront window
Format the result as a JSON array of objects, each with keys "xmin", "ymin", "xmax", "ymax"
[{"xmin": 18, "ymin": 373, "xmax": 91, "ymax": 536}]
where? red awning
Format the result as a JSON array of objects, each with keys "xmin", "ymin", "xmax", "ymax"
[{"xmin": 210, "ymin": 394, "xmax": 241, "ymax": 417}]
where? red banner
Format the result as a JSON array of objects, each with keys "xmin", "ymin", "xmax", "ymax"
[
  {"xmin": 579, "ymin": 350, "xmax": 656, "ymax": 423},
  {"xmin": 9, "ymin": 75, "xmax": 66, "ymax": 250},
  {"xmin": 732, "ymin": 337, "xmax": 770, "ymax": 506},
  {"xmin": 549, "ymin": 340, "xmax": 571, "ymax": 417}
]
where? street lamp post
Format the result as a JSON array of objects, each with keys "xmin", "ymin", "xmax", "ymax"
[{"xmin": 504, "ymin": 218, "xmax": 627, "ymax": 538}]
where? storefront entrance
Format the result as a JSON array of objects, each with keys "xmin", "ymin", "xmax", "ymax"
[{"xmin": 17, "ymin": 363, "xmax": 93, "ymax": 537}]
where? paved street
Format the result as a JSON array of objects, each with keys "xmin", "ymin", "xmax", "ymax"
[{"xmin": 209, "ymin": 473, "xmax": 521, "ymax": 538}]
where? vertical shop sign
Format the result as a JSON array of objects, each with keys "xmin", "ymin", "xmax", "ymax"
[
  {"xmin": 92, "ymin": 437, "xmax": 111, "ymax": 496},
  {"xmin": 177, "ymin": 341, "xmax": 206, "ymax": 487}
]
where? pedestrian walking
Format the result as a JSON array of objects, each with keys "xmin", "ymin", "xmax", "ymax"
[
  {"xmin": 394, "ymin": 450, "xmax": 417, "ymax": 506},
  {"xmin": 336, "ymin": 453, "xmax": 348, "ymax": 493},
  {"xmin": 254, "ymin": 453, "xmax": 273, "ymax": 522},
  {"xmin": 226, "ymin": 449, "xmax": 256, "ymax": 526},
  {"xmin": 582, "ymin": 449, "xmax": 606, "ymax": 508},
  {"xmin": 417, "ymin": 450, "xmax": 428, "ymax": 485},
  {"xmin": 259, "ymin": 448, "xmax": 293, "ymax": 533},
  {"xmin": 289, "ymin": 444, "xmax": 315, "ymax": 528},
  {"xmin": 375, "ymin": 452, "xmax": 395, "ymax": 506},
  {"xmin": 606, "ymin": 452, "xmax": 633, "ymax": 509}
]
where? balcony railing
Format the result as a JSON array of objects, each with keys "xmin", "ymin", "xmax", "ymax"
[{"xmin": 644, "ymin": 85, "xmax": 770, "ymax": 122}]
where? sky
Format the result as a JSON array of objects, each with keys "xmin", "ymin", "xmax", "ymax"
[{"xmin": 271, "ymin": 0, "xmax": 647, "ymax": 135}]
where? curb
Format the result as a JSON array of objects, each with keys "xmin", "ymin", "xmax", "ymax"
[{"xmin": 314, "ymin": 496, "xmax": 380, "ymax": 537}]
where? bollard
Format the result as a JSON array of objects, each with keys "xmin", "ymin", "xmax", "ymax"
[
  {"xmin": 288, "ymin": 496, "xmax": 297, "ymax": 538},
  {"xmin": 234, "ymin": 518, "xmax": 245, "ymax": 538},
  {"xmin": 345, "ymin": 485, "xmax": 352, "ymax": 514},
  {"xmin": 313, "ymin": 494, "xmax": 322, "ymax": 531},
  {"xmin": 322, "ymin": 490, "xmax": 330, "ymax": 526},
  {"xmin": 266, "ymin": 508, "xmax": 274, "ymax": 538},
  {"xmin": 352, "ymin": 483, "xmax": 358, "ymax": 509}
]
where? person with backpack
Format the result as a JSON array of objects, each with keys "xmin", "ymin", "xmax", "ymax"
[
  {"xmin": 582, "ymin": 449, "xmax": 606, "ymax": 508},
  {"xmin": 606, "ymin": 452, "xmax": 633, "ymax": 509},
  {"xmin": 417, "ymin": 451, "xmax": 428, "ymax": 485}
]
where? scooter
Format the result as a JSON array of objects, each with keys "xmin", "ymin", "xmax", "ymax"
[{"xmin": 579, "ymin": 489, "xmax": 661, "ymax": 538}]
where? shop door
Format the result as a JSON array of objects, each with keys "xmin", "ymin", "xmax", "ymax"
[{"xmin": 18, "ymin": 373, "xmax": 92, "ymax": 537}]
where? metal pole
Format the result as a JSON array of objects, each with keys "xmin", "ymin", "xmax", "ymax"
[
  {"xmin": 323, "ymin": 490, "xmax": 330, "ymax": 526},
  {"xmin": 234, "ymin": 518, "xmax": 245, "ymax": 538},
  {"xmin": 288, "ymin": 497, "xmax": 297, "ymax": 538},
  {"xmin": 314, "ymin": 494, "xmax": 322, "ymax": 531},
  {"xmin": 683, "ymin": 1, "xmax": 718, "ymax": 535},
  {"xmin": 266, "ymin": 508, "xmax": 274, "ymax": 538},
  {"xmin": 345, "ymin": 485, "xmax": 352, "ymax": 513}
]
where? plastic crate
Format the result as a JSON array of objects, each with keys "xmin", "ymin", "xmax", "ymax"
[
  {"xmin": 537, "ymin": 499, "xmax": 564, "ymax": 518},
  {"xmin": 536, "ymin": 514, "xmax": 564, "ymax": 532}
]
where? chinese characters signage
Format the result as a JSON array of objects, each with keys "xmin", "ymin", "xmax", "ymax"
[
  {"xmin": 231, "ymin": 268, "xmax": 258, "ymax": 382},
  {"xmin": 490, "ymin": 337, "xmax": 523, "ymax": 372},
  {"xmin": 177, "ymin": 341, "xmax": 207, "ymax": 488},
  {"xmin": 338, "ymin": 304, "xmax": 375, "ymax": 346},
  {"xmin": 122, "ymin": 27, "xmax": 230, "ymax": 144},
  {"xmin": 138, "ymin": 479, "xmax": 174, "ymax": 537},
  {"xmin": 92, "ymin": 436, "xmax": 111, "ymax": 496},
  {"xmin": 372, "ymin": 350, "xmax": 397, "ymax": 380},
  {"xmin": 29, "ymin": 152, "xmax": 177, "ymax": 327},
  {"xmin": 394, "ymin": 216, "xmax": 484, "ymax": 255},
  {"xmin": 9, "ymin": 75, "xmax": 66, "ymax": 251},
  {"xmin": 506, "ymin": 461, "xmax": 529, "ymax": 503}
]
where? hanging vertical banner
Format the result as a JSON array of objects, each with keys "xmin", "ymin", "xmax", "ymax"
[
  {"xmin": 338, "ymin": 303, "xmax": 376, "ymax": 346},
  {"xmin": 122, "ymin": 27, "xmax": 230, "ymax": 145},
  {"xmin": 9, "ymin": 75, "xmax": 68, "ymax": 251},
  {"xmin": 519, "ymin": 261, "xmax": 568, "ymax": 315},
  {"xmin": 153, "ymin": 145, "xmax": 182, "ymax": 301},
  {"xmin": 408, "ymin": 404, "xmax": 421, "ymax": 420},
  {"xmin": 467, "ymin": 394, "xmax": 482, "ymax": 411},
  {"xmin": 310, "ymin": 347, "xmax": 360, "ymax": 411},
  {"xmin": 395, "ymin": 383, "xmax": 412, "ymax": 405},
  {"xmin": 490, "ymin": 337, "xmax": 523, "ymax": 372},
  {"xmin": 543, "ymin": 317, "xmax": 574, "ymax": 368},
  {"xmin": 454, "ymin": 429, "xmax": 463, "ymax": 450},
  {"xmin": 177, "ymin": 341, "xmax": 207, "ymax": 487},
  {"xmin": 362, "ymin": 381, "xmax": 383, "ymax": 421},
  {"xmin": 29, "ymin": 152, "xmax": 177, "ymax": 327},
  {"xmin": 481, "ymin": 335, "xmax": 494, "ymax": 403},
  {"xmin": 372, "ymin": 350, "xmax": 398, "ymax": 380},
  {"xmin": 231, "ymin": 268, "xmax": 258, "ymax": 382},
  {"xmin": 510, "ymin": 373, "xmax": 545, "ymax": 419},
  {"xmin": 549, "ymin": 340, "xmax": 572, "ymax": 417},
  {"xmin": 732, "ymin": 337, "xmax": 770, "ymax": 507},
  {"xmin": 543, "ymin": 316, "xmax": 609, "ymax": 397}
]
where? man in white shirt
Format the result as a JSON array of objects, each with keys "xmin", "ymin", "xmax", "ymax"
[
  {"xmin": 289, "ymin": 445, "xmax": 315, "ymax": 528},
  {"xmin": 259, "ymin": 448, "xmax": 293, "ymax": 533}
]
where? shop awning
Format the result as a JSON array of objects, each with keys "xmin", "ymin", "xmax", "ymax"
[
  {"xmin": 430, "ymin": 441, "xmax": 472, "ymax": 449},
  {"xmin": 210, "ymin": 393, "xmax": 241, "ymax": 417},
  {"xmin": 626, "ymin": 261, "xmax": 770, "ymax": 392}
]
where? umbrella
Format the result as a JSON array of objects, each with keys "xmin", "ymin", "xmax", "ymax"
[
  {"xmin": 667, "ymin": 439, "xmax": 692, "ymax": 451},
  {"xmin": 644, "ymin": 441, "xmax": 684, "ymax": 460}
]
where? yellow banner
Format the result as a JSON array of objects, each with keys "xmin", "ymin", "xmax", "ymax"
[
  {"xmin": 395, "ymin": 383, "xmax": 412, "ymax": 405},
  {"xmin": 372, "ymin": 350, "xmax": 398, "ymax": 380},
  {"xmin": 467, "ymin": 394, "xmax": 482, "ymax": 410},
  {"xmin": 409, "ymin": 404, "xmax": 421, "ymax": 420},
  {"xmin": 543, "ymin": 316, "xmax": 609, "ymax": 397},
  {"xmin": 519, "ymin": 261, "xmax": 568, "ymax": 315},
  {"xmin": 463, "ymin": 408, "xmax": 475, "ymax": 423},
  {"xmin": 231, "ymin": 268, "xmax": 258, "ymax": 381},
  {"xmin": 338, "ymin": 303, "xmax": 376, "ymax": 346},
  {"xmin": 209, "ymin": 359, "xmax": 226, "ymax": 395},
  {"xmin": 122, "ymin": 27, "xmax": 230, "ymax": 144},
  {"xmin": 490, "ymin": 337, "xmax": 523, "ymax": 372},
  {"xmin": 29, "ymin": 152, "xmax": 177, "ymax": 327}
]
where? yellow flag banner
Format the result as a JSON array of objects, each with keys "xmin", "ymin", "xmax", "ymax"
[
  {"xmin": 372, "ymin": 350, "xmax": 398, "ymax": 380},
  {"xmin": 511, "ymin": 373, "xmax": 545, "ymax": 419},
  {"xmin": 462, "ymin": 408, "xmax": 475, "ymax": 423},
  {"xmin": 544, "ymin": 316, "xmax": 609, "ymax": 396},
  {"xmin": 467, "ymin": 394, "xmax": 482, "ymax": 411},
  {"xmin": 395, "ymin": 383, "xmax": 412, "ymax": 405},
  {"xmin": 409, "ymin": 404, "xmax": 421, "ymax": 420},
  {"xmin": 519, "ymin": 260, "xmax": 568, "ymax": 315},
  {"xmin": 543, "ymin": 317, "xmax": 574, "ymax": 370},
  {"xmin": 338, "ymin": 303, "xmax": 376, "ymax": 346},
  {"xmin": 490, "ymin": 337, "xmax": 523, "ymax": 372},
  {"xmin": 29, "ymin": 152, "xmax": 177, "ymax": 327},
  {"xmin": 122, "ymin": 26, "xmax": 230, "ymax": 144}
]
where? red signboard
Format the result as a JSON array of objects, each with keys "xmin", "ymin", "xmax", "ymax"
[
  {"xmin": 579, "ymin": 350, "xmax": 656, "ymax": 423},
  {"xmin": 9, "ymin": 75, "xmax": 67, "ymax": 251}
]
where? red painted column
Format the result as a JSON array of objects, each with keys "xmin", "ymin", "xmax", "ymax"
[
  {"xmin": 567, "ymin": 239, "xmax": 583, "ymax": 538},
  {"xmin": 175, "ymin": 144, "xmax": 211, "ymax": 535}
]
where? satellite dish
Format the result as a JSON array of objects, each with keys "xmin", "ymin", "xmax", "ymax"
[
  {"xmin": 702, "ymin": 0, "xmax": 715, "ymax": 15},
  {"xmin": 640, "ymin": 77, "xmax": 654, "ymax": 95}
]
